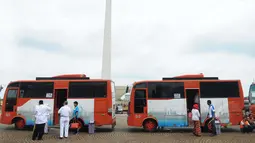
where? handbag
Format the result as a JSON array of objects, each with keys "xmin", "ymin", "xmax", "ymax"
[{"xmin": 70, "ymin": 119, "xmax": 79, "ymax": 129}]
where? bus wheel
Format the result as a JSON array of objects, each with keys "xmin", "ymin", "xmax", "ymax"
[
  {"xmin": 15, "ymin": 119, "xmax": 25, "ymax": 130},
  {"xmin": 143, "ymin": 119, "xmax": 157, "ymax": 132}
]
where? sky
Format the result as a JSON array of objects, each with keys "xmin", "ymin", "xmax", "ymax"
[{"xmin": 1, "ymin": 0, "xmax": 255, "ymax": 98}]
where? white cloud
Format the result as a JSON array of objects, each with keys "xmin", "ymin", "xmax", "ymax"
[{"xmin": 1, "ymin": 0, "xmax": 255, "ymax": 98}]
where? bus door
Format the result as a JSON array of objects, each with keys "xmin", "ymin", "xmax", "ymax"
[
  {"xmin": 54, "ymin": 89, "xmax": 67, "ymax": 125},
  {"xmin": 133, "ymin": 88, "xmax": 147, "ymax": 125},
  {"xmin": 4, "ymin": 88, "xmax": 18, "ymax": 120},
  {"xmin": 185, "ymin": 89, "xmax": 199, "ymax": 126}
]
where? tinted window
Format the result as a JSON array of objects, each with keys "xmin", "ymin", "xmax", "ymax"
[
  {"xmin": 20, "ymin": 82, "xmax": 54, "ymax": 98},
  {"xmin": 148, "ymin": 82, "xmax": 184, "ymax": 98},
  {"xmin": 69, "ymin": 82, "xmax": 107, "ymax": 98},
  {"xmin": 200, "ymin": 81, "xmax": 239, "ymax": 98},
  {"xmin": 134, "ymin": 89, "xmax": 146, "ymax": 113},
  {"xmin": 134, "ymin": 83, "xmax": 147, "ymax": 88},
  {"xmin": 5, "ymin": 89, "xmax": 18, "ymax": 111}
]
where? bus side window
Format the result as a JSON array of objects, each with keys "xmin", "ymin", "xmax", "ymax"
[{"xmin": 5, "ymin": 89, "xmax": 18, "ymax": 112}]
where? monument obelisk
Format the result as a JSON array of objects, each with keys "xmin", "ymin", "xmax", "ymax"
[{"xmin": 101, "ymin": 0, "xmax": 111, "ymax": 79}]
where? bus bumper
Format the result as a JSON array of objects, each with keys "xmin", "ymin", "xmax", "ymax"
[
  {"xmin": 0, "ymin": 113, "xmax": 13, "ymax": 125},
  {"xmin": 127, "ymin": 115, "xmax": 136, "ymax": 127}
]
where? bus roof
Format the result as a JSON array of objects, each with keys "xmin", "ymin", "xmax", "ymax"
[
  {"xmin": 12, "ymin": 79, "xmax": 111, "ymax": 83},
  {"xmin": 133, "ymin": 73, "xmax": 240, "ymax": 84},
  {"xmin": 7, "ymin": 74, "xmax": 112, "ymax": 87},
  {"xmin": 134, "ymin": 79, "xmax": 240, "ymax": 84}
]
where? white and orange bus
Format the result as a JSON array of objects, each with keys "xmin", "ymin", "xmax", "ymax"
[
  {"xmin": 247, "ymin": 82, "xmax": 255, "ymax": 116},
  {"xmin": 0, "ymin": 74, "xmax": 116, "ymax": 130},
  {"xmin": 127, "ymin": 74, "xmax": 244, "ymax": 132}
]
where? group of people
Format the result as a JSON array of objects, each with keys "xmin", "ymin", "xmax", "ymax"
[
  {"xmin": 190, "ymin": 100, "xmax": 217, "ymax": 137},
  {"xmin": 32, "ymin": 100, "xmax": 80, "ymax": 141},
  {"xmin": 31, "ymin": 98, "xmax": 255, "ymax": 140},
  {"xmin": 190, "ymin": 99, "xmax": 255, "ymax": 137},
  {"xmin": 240, "ymin": 114, "xmax": 255, "ymax": 133}
]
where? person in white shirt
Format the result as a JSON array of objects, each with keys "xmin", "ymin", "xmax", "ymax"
[
  {"xmin": 32, "ymin": 100, "xmax": 51, "ymax": 141},
  {"xmin": 44, "ymin": 106, "xmax": 50, "ymax": 134},
  {"xmin": 58, "ymin": 101, "xmax": 71, "ymax": 139},
  {"xmin": 191, "ymin": 104, "xmax": 201, "ymax": 137}
]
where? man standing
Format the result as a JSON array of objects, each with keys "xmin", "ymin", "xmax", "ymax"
[
  {"xmin": 44, "ymin": 104, "xmax": 50, "ymax": 134},
  {"xmin": 58, "ymin": 101, "xmax": 71, "ymax": 139},
  {"xmin": 32, "ymin": 100, "xmax": 51, "ymax": 140},
  {"xmin": 73, "ymin": 101, "xmax": 80, "ymax": 134},
  {"xmin": 207, "ymin": 100, "xmax": 216, "ymax": 136}
]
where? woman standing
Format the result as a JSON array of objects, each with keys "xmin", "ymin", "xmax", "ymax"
[{"xmin": 192, "ymin": 104, "xmax": 201, "ymax": 137}]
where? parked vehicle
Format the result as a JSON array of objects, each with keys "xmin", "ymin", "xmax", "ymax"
[
  {"xmin": 0, "ymin": 74, "xmax": 116, "ymax": 130},
  {"xmin": 247, "ymin": 82, "xmax": 255, "ymax": 116},
  {"xmin": 116, "ymin": 105, "xmax": 123, "ymax": 114},
  {"xmin": 127, "ymin": 73, "xmax": 244, "ymax": 132}
]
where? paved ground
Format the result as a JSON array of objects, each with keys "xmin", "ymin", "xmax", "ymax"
[{"xmin": 0, "ymin": 114, "xmax": 255, "ymax": 143}]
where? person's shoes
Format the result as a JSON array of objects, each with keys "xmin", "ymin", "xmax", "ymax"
[
  {"xmin": 210, "ymin": 134, "xmax": 216, "ymax": 137},
  {"xmin": 73, "ymin": 132, "xmax": 79, "ymax": 135},
  {"xmin": 59, "ymin": 137, "xmax": 63, "ymax": 139},
  {"xmin": 64, "ymin": 137, "xmax": 68, "ymax": 138}
]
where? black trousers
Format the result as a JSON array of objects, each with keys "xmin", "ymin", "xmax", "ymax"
[
  {"xmin": 32, "ymin": 123, "xmax": 45, "ymax": 140},
  {"xmin": 209, "ymin": 118, "xmax": 216, "ymax": 135}
]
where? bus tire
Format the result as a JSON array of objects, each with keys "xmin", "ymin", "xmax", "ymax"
[
  {"xmin": 13, "ymin": 118, "xmax": 25, "ymax": 130},
  {"xmin": 143, "ymin": 119, "xmax": 157, "ymax": 132}
]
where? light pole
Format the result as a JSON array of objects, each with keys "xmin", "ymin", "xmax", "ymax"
[{"xmin": 101, "ymin": 0, "xmax": 111, "ymax": 79}]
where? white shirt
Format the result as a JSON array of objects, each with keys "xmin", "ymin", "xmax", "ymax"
[
  {"xmin": 34, "ymin": 104, "xmax": 51, "ymax": 124},
  {"xmin": 208, "ymin": 105, "xmax": 215, "ymax": 118},
  {"xmin": 58, "ymin": 105, "xmax": 71, "ymax": 118},
  {"xmin": 191, "ymin": 109, "xmax": 200, "ymax": 121}
]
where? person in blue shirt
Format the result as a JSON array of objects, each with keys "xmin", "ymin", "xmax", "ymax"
[
  {"xmin": 73, "ymin": 101, "xmax": 79, "ymax": 134},
  {"xmin": 207, "ymin": 100, "xmax": 216, "ymax": 136}
]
